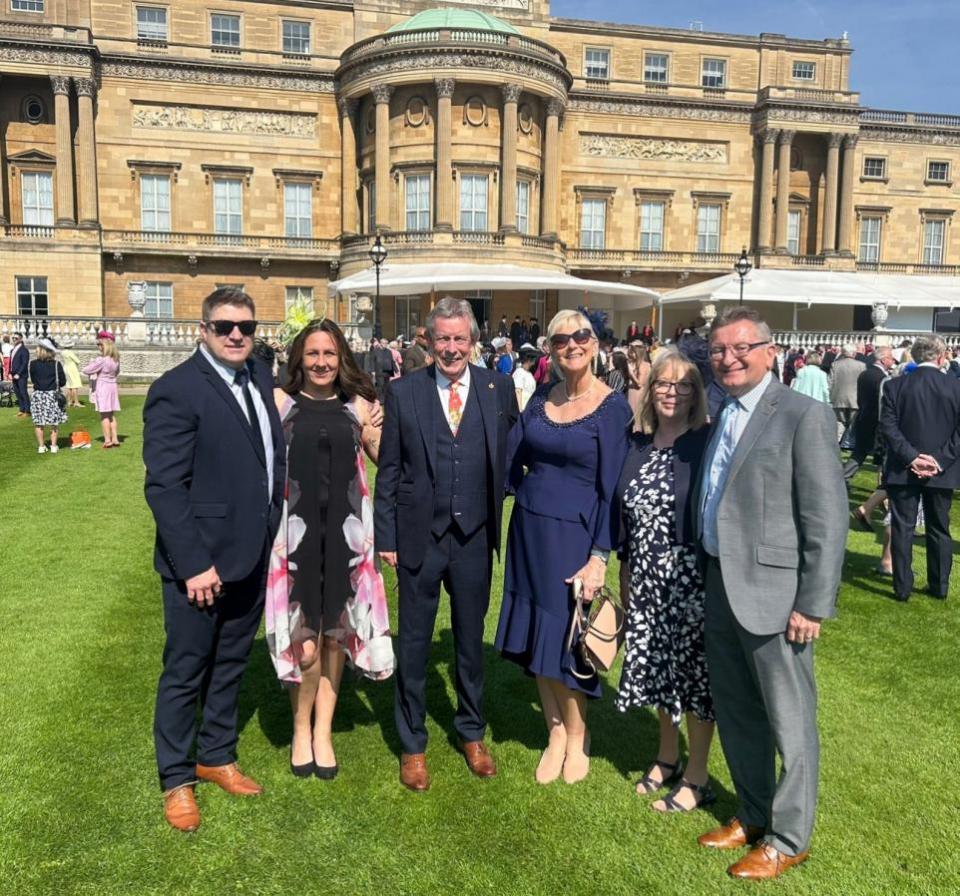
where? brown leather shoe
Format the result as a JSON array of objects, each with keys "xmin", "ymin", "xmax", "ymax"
[
  {"xmin": 400, "ymin": 753, "xmax": 430, "ymax": 792},
  {"xmin": 728, "ymin": 843, "xmax": 810, "ymax": 879},
  {"xmin": 196, "ymin": 762, "xmax": 263, "ymax": 796},
  {"xmin": 163, "ymin": 785, "xmax": 200, "ymax": 832},
  {"xmin": 698, "ymin": 817, "xmax": 765, "ymax": 850},
  {"xmin": 460, "ymin": 740, "xmax": 497, "ymax": 778}
]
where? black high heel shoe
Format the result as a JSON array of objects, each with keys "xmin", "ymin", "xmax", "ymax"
[
  {"xmin": 290, "ymin": 748, "xmax": 316, "ymax": 778},
  {"xmin": 314, "ymin": 764, "xmax": 339, "ymax": 780}
]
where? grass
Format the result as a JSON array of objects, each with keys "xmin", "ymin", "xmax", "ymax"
[{"xmin": 0, "ymin": 398, "xmax": 958, "ymax": 896}]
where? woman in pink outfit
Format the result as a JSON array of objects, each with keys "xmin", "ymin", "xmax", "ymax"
[{"xmin": 82, "ymin": 332, "xmax": 122, "ymax": 448}]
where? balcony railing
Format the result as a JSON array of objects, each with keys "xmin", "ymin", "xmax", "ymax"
[
  {"xmin": 568, "ymin": 248, "xmax": 742, "ymax": 268},
  {"xmin": 773, "ymin": 330, "xmax": 960, "ymax": 350},
  {"xmin": 453, "ymin": 231, "xmax": 505, "ymax": 246},
  {"xmin": 760, "ymin": 86, "xmax": 861, "ymax": 105},
  {"xmin": 860, "ymin": 109, "xmax": 960, "ymax": 129},
  {"xmin": 0, "ymin": 21, "xmax": 92, "ymax": 42},
  {"xmin": 101, "ymin": 230, "xmax": 340, "ymax": 256},
  {"xmin": 856, "ymin": 261, "xmax": 960, "ymax": 275}
]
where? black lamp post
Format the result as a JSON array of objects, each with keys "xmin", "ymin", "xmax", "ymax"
[
  {"xmin": 734, "ymin": 247, "xmax": 752, "ymax": 306},
  {"xmin": 368, "ymin": 233, "xmax": 388, "ymax": 340}
]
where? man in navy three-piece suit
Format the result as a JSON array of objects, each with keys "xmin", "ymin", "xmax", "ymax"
[
  {"xmin": 143, "ymin": 288, "xmax": 284, "ymax": 832},
  {"xmin": 375, "ymin": 297, "xmax": 518, "ymax": 791}
]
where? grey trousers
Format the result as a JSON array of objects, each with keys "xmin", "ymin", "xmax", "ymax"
[{"xmin": 704, "ymin": 559, "xmax": 819, "ymax": 856}]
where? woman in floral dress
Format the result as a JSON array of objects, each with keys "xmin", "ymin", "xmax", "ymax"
[{"xmin": 266, "ymin": 319, "xmax": 394, "ymax": 780}]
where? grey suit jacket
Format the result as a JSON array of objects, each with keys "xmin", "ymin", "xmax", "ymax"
[
  {"xmin": 828, "ymin": 357, "xmax": 866, "ymax": 409},
  {"xmin": 693, "ymin": 378, "xmax": 848, "ymax": 635}
]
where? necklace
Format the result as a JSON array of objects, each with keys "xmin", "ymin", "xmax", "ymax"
[
  {"xmin": 563, "ymin": 378, "xmax": 595, "ymax": 402},
  {"xmin": 300, "ymin": 390, "xmax": 337, "ymax": 401}
]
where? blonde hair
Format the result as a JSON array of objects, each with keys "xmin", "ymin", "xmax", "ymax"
[
  {"xmin": 546, "ymin": 309, "xmax": 593, "ymax": 340},
  {"xmin": 100, "ymin": 339, "xmax": 120, "ymax": 361},
  {"xmin": 35, "ymin": 346, "xmax": 54, "ymax": 362},
  {"xmin": 636, "ymin": 347, "xmax": 707, "ymax": 435}
]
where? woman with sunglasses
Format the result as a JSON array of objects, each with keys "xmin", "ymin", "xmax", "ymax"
[
  {"xmin": 614, "ymin": 348, "xmax": 716, "ymax": 812},
  {"xmin": 496, "ymin": 310, "xmax": 632, "ymax": 785}
]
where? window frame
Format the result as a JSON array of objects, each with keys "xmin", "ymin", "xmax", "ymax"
[
  {"xmin": 862, "ymin": 156, "xmax": 887, "ymax": 181},
  {"xmin": 579, "ymin": 197, "xmax": 607, "ymax": 250},
  {"xmin": 459, "ymin": 173, "xmax": 489, "ymax": 232},
  {"xmin": 144, "ymin": 281, "xmax": 174, "ymax": 318},
  {"xmin": 15, "ymin": 275, "xmax": 49, "ymax": 316},
  {"xmin": 639, "ymin": 199, "xmax": 665, "ymax": 251},
  {"xmin": 787, "ymin": 209, "xmax": 803, "ymax": 256},
  {"xmin": 696, "ymin": 203, "xmax": 722, "ymax": 253},
  {"xmin": 394, "ymin": 295, "xmax": 422, "ymax": 340},
  {"xmin": 404, "ymin": 172, "xmax": 432, "ymax": 232},
  {"xmin": 210, "ymin": 11, "xmax": 241, "ymax": 49},
  {"xmin": 584, "ymin": 46, "xmax": 611, "ymax": 81},
  {"xmin": 700, "ymin": 57, "xmax": 727, "ymax": 89},
  {"xmin": 858, "ymin": 216, "xmax": 882, "ymax": 264},
  {"xmin": 136, "ymin": 5, "xmax": 168, "ymax": 42},
  {"xmin": 140, "ymin": 173, "xmax": 171, "ymax": 232},
  {"xmin": 922, "ymin": 218, "xmax": 947, "ymax": 265},
  {"xmin": 516, "ymin": 180, "xmax": 531, "ymax": 235},
  {"xmin": 926, "ymin": 160, "xmax": 952, "ymax": 185},
  {"xmin": 643, "ymin": 52, "xmax": 669, "ymax": 84},
  {"xmin": 20, "ymin": 169, "xmax": 54, "ymax": 228},
  {"xmin": 281, "ymin": 18, "xmax": 311, "ymax": 55},
  {"xmin": 791, "ymin": 61, "xmax": 816, "ymax": 81},
  {"xmin": 212, "ymin": 177, "xmax": 243, "ymax": 239},
  {"xmin": 11, "ymin": 0, "xmax": 44, "ymax": 12},
  {"xmin": 283, "ymin": 180, "xmax": 313, "ymax": 239}
]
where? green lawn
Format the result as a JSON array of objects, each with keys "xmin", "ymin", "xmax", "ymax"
[{"xmin": 1, "ymin": 399, "xmax": 958, "ymax": 896}]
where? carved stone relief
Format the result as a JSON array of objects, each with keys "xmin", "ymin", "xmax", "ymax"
[
  {"xmin": 0, "ymin": 45, "xmax": 92, "ymax": 71},
  {"xmin": 132, "ymin": 104, "xmax": 316, "ymax": 138},
  {"xmin": 579, "ymin": 133, "xmax": 728, "ymax": 164},
  {"xmin": 405, "ymin": 96, "xmax": 430, "ymax": 128},
  {"xmin": 464, "ymin": 96, "xmax": 487, "ymax": 127},
  {"xmin": 568, "ymin": 97, "xmax": 750, "ymax": 123},
  {"xmin": 102, "ymin": 59, "xmax": 334, "ymax": 93},
  {"xmin": 518, "ymin": 103, "xmax": 534, "ymax": 134},
  {"xmin": 860, "ymin": 127, "xmax": 960, "ymax": 146}
]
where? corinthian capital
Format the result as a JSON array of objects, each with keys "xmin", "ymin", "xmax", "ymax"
[
  {"xmin": 50, "ymin": 75, "xmax": 71, "ymax": 96},
  {"xmin": 501, "ymin": 83, "xmax": 522, "ymax": 104},
  {"xmin": 827, "ymin": 132, "xmax": 845, "ymax": 149},
  {"xmin": 371, "ymin": 83, "xmax": 394, "ymax": 105},
  {"xmin": 434, "ymin": 78, "xmax": 455, "ymax": 99},
  {"xmin": 73, "ymin": 77, "xmax": 96, "ymax": 98},
  {"xmin": 546, "ymin": 98, "xmax": 565, "ymax": 118},
  {"xmin": 778, "ymin": 129, "xmax": 795, "ymax": 145},
  {"xmin": 843, "ymin": 133, "xmax": 859, "ymax": 150},
  {"xmin": 763, "ymin": 128, "xmax": 780, "ymax": 144},
  {"xmin": 337, "ymin": 97, "xmax": 358, "ymax": 119}
]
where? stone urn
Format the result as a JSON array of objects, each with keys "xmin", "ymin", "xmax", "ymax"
[
  {"xmin": 871, "ymin": 301, "xmax": 889, "ymax": 330},
  {"xmin": 700, "ymin": 301, "xmax": 717, "ymax": 328},
  {"xmin": 127, "ymin": 281, "xmax": 148, "ymax": 318}
]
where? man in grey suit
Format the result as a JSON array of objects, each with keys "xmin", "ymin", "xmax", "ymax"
[
  {"xmin": 829, "ymin": 344, "xmax": 866, "ymax": 440},
  {"xmin": 693, "ymin": 307, "xmax": 847, "ymax": 880}
]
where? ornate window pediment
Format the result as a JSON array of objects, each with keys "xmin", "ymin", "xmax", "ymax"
[{"xmin": 8, "ymin": 149, "xmax": 56, "ymax": 168}]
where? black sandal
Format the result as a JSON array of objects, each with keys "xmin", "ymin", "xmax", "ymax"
[
  {"xmin": 635, "ymin": 758, "xmax": 684, "ymax": 795},
  {"xmin": 656, "ymin": 778, "xmax": 717, "ymax": 813}
]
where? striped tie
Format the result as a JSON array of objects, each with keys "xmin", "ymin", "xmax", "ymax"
[{"xmin": 448, "ymin": 380, "xmax": 462, "ymax": 435}]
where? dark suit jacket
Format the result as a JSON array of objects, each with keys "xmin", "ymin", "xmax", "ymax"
[
  {"xmin": 374, "ymin": 363, "xmax": 518, "ymax": 569},
  {"xmin": 851, "ymin": 363, "xmax": 887, "ymax": 455},
  {"xmin": 880, "ymin": 365, "xmax": 960, "ymax": 488},
  {"xmin": 143, "ymin": 350, "xmax": 285, "ymax": 583},
  {"xmin": 10, "ymin": 344, "xmax": 28, "ymax": 378}
]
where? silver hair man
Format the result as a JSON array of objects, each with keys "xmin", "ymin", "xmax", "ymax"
[
  {"xmin": 910, "ymin": 335, "xmax": 947, "ymax": 364},
  {"xmin": 709, "ymin": 305, "xmax": 773, "ymax": 344},
  {"xmin": 425, "ymin": 296, "xmax": 480, "ymax": 343}
]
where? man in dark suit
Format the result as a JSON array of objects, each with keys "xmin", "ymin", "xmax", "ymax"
[
  {"xmin": 402, "ymin": 326, "xmax": 431, "ymax": 373},
  {"xmin": 843, "ymin": 345, "xmax": 894, "ymax": 480},
  {"xmin": 375, "ymin": 297, "xmax": 518, "ymax": 791},
  {"xmin": 10, "ymin": 332, "xmax": 30, "ymax": 416},
  {"xmin": 879, "ymin": 336, "xmax": 960, "ymax": 601},
  {"xmin": 143, "ymin": 288, "xmax": 284, "ymax": 832}
]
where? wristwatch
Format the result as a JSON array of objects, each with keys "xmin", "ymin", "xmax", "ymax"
[{"xmin": 589, "ymin": 547, "xmax": 610, "ymax": 563}]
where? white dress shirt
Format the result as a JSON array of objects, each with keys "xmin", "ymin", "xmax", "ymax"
[{"xmin": 435, "ymin": 363, "xmax": 472, "ymax": 430}]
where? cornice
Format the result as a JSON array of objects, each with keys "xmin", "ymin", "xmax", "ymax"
[
  {"xmin": 567, "ymin": 92, "xmax": 752, "ymax": 124},
  {"xmin": 859, "ymin": 126, "xmax": 960, "ymax": 147},
  {"xmin": 0, "ymin": 41, "xmax": 96, "ymax": 72}
]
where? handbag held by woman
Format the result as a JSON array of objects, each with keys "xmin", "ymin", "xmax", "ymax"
[{"xmin": 565, "ymin": 579, "xmax": 626, "ymax": 679}]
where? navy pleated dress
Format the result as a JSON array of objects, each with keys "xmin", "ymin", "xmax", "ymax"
[{"xmin": 495, "ymin": 385, "xmax": 633, "ymax": 696}]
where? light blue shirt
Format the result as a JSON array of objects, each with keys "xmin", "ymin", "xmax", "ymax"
[
  {"xmin": 700, "ymin": 372, "xmax": 773, "ymax": 557},
  {"xmin": 199, "ymin": 344, "xmax": 274, "ymax": 502}
]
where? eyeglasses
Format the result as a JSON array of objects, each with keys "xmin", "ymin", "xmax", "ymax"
[
  {"xmin": 708, "ymin": 340, "xmax": 769, "ymax": 359},
  {"xmin": 549, "ymin": 328, "xmax": 593, "ymax": 349},
  {"xmin": 206, "ymin": 319, "xmax": 258, "ymax": 337},
  {"xmin": 653, "ymin": 379, "xmax": 694, "ymax": 396}
]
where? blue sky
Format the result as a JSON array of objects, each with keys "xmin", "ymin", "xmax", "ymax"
[{"xmin": 550, "ymin": 1, "xmax": 960, "ymax": 115}]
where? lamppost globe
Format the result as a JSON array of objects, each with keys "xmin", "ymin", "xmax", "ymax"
[
  {"xmin": 368, "ymin": 234, "xmax": 388, "ymax": 340},
  {"xmin": 734, "ymin": 247, "xmax": 752, "ymax": 305}
]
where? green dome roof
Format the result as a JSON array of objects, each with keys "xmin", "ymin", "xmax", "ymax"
[{"xmin": 387, "ymin": 8, "xmax": 519, "ymax": 35}]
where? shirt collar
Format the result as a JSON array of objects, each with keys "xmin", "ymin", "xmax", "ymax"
[
  {"xmin": 199, "ymin": 343, "xmax": 247, "ymax": 385},
  {"xmin": 918, "ymin": 362, "xmax": 943, "ymax": 370},
  {"xmin": 729, "ymin": 371, "xmax": 773, "ymax": 412},
  {"xmin": 436, "ymin": 364, "xmax": 472, "ymax": 390}
]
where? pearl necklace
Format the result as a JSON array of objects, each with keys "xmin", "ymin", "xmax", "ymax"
[
  {"xmin": 563, "ymin": 378, "xmax": 596, "ymax": 403},
  {"xmin": 300, "ymin": 390, "xmax": 337, "ymax": 401}
]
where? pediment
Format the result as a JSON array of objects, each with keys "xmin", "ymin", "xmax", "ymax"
[{"xmin": 8, "ymin": 149, "xmax": 56, "ymax": 166}]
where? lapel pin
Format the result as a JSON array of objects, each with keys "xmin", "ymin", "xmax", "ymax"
[{"xmin": 488, "ymin": 383, "xmax": 495, "ymax": 389}]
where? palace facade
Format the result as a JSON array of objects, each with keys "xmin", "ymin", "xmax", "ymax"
[{"xmin": 2, "ymin": 0, "xmax": 959, "ymax": 338}]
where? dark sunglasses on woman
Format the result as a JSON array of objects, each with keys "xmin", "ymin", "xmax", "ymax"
[
  {"xmin": 549, "ymin": 328, "xmax": 593, "ymax": 349},
  {"xmin": 206, "ymin": 319, "xmax": 258, "ymax": 337}
]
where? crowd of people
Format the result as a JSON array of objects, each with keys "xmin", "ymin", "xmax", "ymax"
[{"xmin": 132, "ymin": 287, "xmax": 953, "ymax": 883}]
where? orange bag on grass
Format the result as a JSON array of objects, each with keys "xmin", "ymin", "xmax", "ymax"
[{"xmin": 70, "ymin": 430, "xmax": 92, "ymax": 449}]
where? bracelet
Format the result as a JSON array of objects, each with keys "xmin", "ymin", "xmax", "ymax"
[{"xmin": 589, "ymin": 547, "xmax": 610, "ymax": 563}]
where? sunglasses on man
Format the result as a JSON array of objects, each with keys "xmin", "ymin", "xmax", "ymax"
[
  {"xmin": 549, "ymin": 328, "xmax": 593, "ymax": 349},
  {"xmin": 205, "ymin": 319, "xmax": 258, "ymax": 337}
]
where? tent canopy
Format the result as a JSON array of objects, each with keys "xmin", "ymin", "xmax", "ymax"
[
  {"xmin": 662, "ymin": 269, "xmax": 960, "ymax": 308},
  {"xmin": 328, "ymin": 263, "xmax": 659, "ymax": 310}
]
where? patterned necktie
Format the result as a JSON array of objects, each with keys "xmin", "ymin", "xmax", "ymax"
[{"xmin": 448, "ymin": 379, "xmax": 462, "ymax": 435}]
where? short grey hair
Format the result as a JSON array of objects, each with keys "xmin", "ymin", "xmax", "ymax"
[
  {"xmin": 911, "ymin": 335, "xmax": 946, "ymax": 364},
  {"xmin": 425, "ymin": 296, "xmax": 480, "ymax": 342},
  {"xmin": 709, "ymin": 305, "xmax": 772, "ymax": 344},
  {"xmin": 841, "ymin": 343, "xmax": 857, "ymax": 357},
  {"xmin": 874, "ymin": 345, "xmax": 894, "ymax": 361}
]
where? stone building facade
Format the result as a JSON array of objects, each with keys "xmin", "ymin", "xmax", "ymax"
[{"xmin": 1, "ymin": 0, "xmax": 959, "ymax": 338}]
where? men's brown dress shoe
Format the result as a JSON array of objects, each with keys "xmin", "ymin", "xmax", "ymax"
[
  {"xmin": 727, "ymin": 843, "xmax": 810, "ymax": 879},
  {"xmin": 698, "ymin": 817, "xmax": 765, "ymax": 850},
  {"xmin": 460, "ymin": 740, "xmax": 497, "ymax": 778},
  {"xmin": 196, "ymin": 762, "xmax": 263, "ymax": 796},
  {"xmin": 163, "ymin": 785, "xmax": 200, "ymax": 833},
  {"xmin": 400, "ymin": 753, "xmax": 430, "ymax": 792}
]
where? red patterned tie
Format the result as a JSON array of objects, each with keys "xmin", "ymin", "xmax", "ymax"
[{"xmin": 448, "ymin": 380, "xmax": 462, "ymax": 435}]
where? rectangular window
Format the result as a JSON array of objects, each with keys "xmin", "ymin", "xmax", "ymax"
[
  {"xmin": 21, "ymin": 171, "xmax": 54, "ymax": 227},
  {"xmin": 12, "ymin": 0, "xmax": 44, "ymax": 11},
  {"xmin": 696, "ymin": 203, "xmax": 721, "ymax": 253},
  {"xmin": 584, "ymin": 48, "xmax": 610, "ymax": 80},
  {"xmin": 459, "ymin": 174, "xmax": 488, "ymax": 232},
  {"xmin": 927, "ymin": 161, "xmax": 951, "ymax": 183},
  {"xmin": 211, "ymin": 13, "xmax": 240, "ymax": 47},
  {"xmin": 923, "ymin": 219, "xmax": 946, "ymax": 265},
  {"xmin": 639, "ymin": 200, "xmax": 665, "ymax": 251},
  {"xmin": 701, "ymin": 58, "xmax": 726, "ymax": 89},
  {"xmin": 213, "ymin": 178, "xmax": 242, "ymax": 238},
  {"xmin": 792, "ymin": 61, "xmax": 816, "ymax": 80},
  {"xmin": 516, "ymin": 181, "xmax": 530, "ymax": 235},
  {"xmin": 644, "ymin": 53, "xmax": 668, "ymax": 83},
  {"xmin": 136, "ymin": 6, "xmax": 168, "ymax": 41},
  {"xmin": 395, "ymin": 295, "xmax": 421, "ymax": 340},
  {"xmin": 862, "ymin": 157, "xmax": 887, "ymax": 179},
  {"xmin": 405, "ymin": 174, "xmax": 431, "ymax": 231},
  {"xmin": 140, "ymin": 174, "xmax": 171, "ymax": 231},
  {"xmin": 283, "ymin": 182, "xmax": 312, "ymax": 238},
  {"xmin": 580, "ymin": 198, "xmax": 606, "ymax": 250},
  {"xmin": 530, "ymin": 290, "xmax": 545, "ymax": 328},
  {"xmin": 858, "ymin": 217, "xmax": 882, "ymax": 263},
  {"xmin": 787, "ymin": 210, "xmax": 802, "ymax": 256},
  {"xmin": 285, "ymin": 286, "xmax": 314, "ymax": 314},
  {"xmin": 15, "ymin": 276, "xmax": 48, "ymax": 316},
  {"xmin": 464, "ymin": 290, "xmax": 492, "ymax": 335},
  {"xmin": 282, "ymin": 20, "xmax": 310, "ymax": 55},
  {"xmin": 144, "ymin": 282, "xmax": 173, "ymax": 318}
]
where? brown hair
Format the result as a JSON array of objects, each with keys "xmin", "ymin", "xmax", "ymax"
[
  {"xmin": 201, "ymin": 287, "xmax": 256, "ymax": 322},
  {"xmin": 636, "ymin": 347, "xmax": 707, "ymax": 435},
  {"xmin": 282, "ymin": 318, "xmax": 376, "ymax": 402}
]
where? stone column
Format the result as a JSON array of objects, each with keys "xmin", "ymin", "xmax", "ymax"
[
  {"xmin": 540, "ymin": 99, "xmax": 563, "ymax": 239},
  {"xmin": 499, "ymin": 83, "xmax": 521, "ymax": 233},
  {"xmin": 0, "ymin": 75, "xmax": 6, "ymax": 225},
  {"xmin": 837, "ymin": 134, "xmax": 859, "ymax": 256},
  {"xmin": 774, "ymin": 129, "xmax": 795, "ymax": 253},
  {"xmin": 756, "ymin": 129, "xmax": 778, "ymax": 252},
  {"xmin": 50, "ymin": 75, "xmax": 75, "ymax": 225},
  {"xmin": 434, "ymin": 78, "xmax": 455, "ymax": 231},
  {"xmin": 338, "ymin": 98, "xmax": 358, "ymax": 236},
  {"xmin": 821, "ymin": 133, "xmax": 843, "ymax": 255},
  {"xmin": 372, "ymin": 83, "xmax": 393, "ymax": 232},
  {"xmin": 73, "ymin": 77, "xmax": 99, "ymax": 228}
]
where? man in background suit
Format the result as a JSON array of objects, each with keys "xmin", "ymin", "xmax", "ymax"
[
  {"xmin": 829, "ymin": 344, "xmax": 866, "ymax": 441},
  {"xmin": 843, "ymin": 345, "xmax": 894, "ymax": 481},
  {"xmin": 402, "ymin": 326, "xmax": 431, "ymax": 373},
  {"xmin": 143, "ymin": 288, "xmax": 284, "ymax": 832},
  {"xmin": 693, "ymin": 306, "xmax": 847, "ymax": 880},
  {"xmin": 375, "ymin": 297, "xmax": 518, "ymax": 791},
  {"xmin": 10, "ymin": 332, "xmax": 30, "ymax": 416},
  {"xmin": 879, "ymin": 335, "xmax": 960, "ymax": 601}
]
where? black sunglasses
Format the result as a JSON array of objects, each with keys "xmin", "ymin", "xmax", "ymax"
[
  {"xmin": 549, "ymin": 328, "xmax": 593, "ymax": 349},
  {"xmin": 206, "ymin": 319, "xmax": 258, "ymax": 337}
]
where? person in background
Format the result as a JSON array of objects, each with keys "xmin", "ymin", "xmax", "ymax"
[
  {"xmin": 626, "ymin": 343, "xmax": 652, "ymax": 416},
  {"xmin": 10, "ymin": 332, "xmax": 30, "ymax": 417},
  {"xmin": 59, "ymin": 340, "xmax": 85, "ymax": 407},
  {"xmin": 83, "ymin": 332, "xmax": 122, "ymax": 448},
  {"xmin": 29, "ymin": 338, "xmax": 67, "ymax": 454},
  {"xmin": 388, "ymin": 340, "xmax": 404, "ymax": 380},
  {"xmin": 606, "ymin": 350, "xmax": 631, "ymax": 394},
  {"xmin": 497, "ymin": 315, "xmax": 509, "ymax": 338},
  {"xmin": 510, "ymin": 315, "xmax": 523, "ymax": 347},
  {"xmin": 820, "ymin": 344, "xmax": 838, "ymax": 376},
  {"xmin": 641, "ymin": 324, "xmax": 655, "ymax": 347},
  {"xmin": 844, "ymin": 346, "xmax": 894, "ymax": 480},
  {"xmin": 529, "ymin": 317, "xmax": 541, "ymax": 345},
  {"xmin": 533, "ymin": 336, "xmax": 552, "ymax": 384},
  {"xmin": 790, "ymin": 351, "xmax": 831, "ymax": 404},
  {"xmin": 1, "ymin": 335, "xmax": 11, "ymax": 380},
  {"xmin": 626, "ymin": 320, "xmax": 641, "ymax": 342},
  {"xmin": 829, "ymin": 345, "xmax": 866, "ymax": 440},
  {"xmin": 513, "ymin": 349, "xmax": 539, "ymax": 412},
  {"xmin": 402, "ymin": 326, "xmax": 431, "ymax": 373},
  {"xmin": 493, "ymin": 337, "xmax": 513, "ymax": 375}
]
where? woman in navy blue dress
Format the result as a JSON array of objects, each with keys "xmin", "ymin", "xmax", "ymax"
[{"xmin": 496, "ymin": 310, "xmax": 632, "ymax": 784}]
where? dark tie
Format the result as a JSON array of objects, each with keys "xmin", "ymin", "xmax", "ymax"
[{"xmin": 234, "ymin": 367, "xmax": 264, "ymax": 445}]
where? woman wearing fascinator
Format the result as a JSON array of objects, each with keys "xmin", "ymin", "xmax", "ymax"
[{"xmin": 265, "ymin": 318, "xmax": 393, "ymax": 780}]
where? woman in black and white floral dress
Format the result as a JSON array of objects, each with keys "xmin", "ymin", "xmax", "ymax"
[{"xmin": 615, "ymin": 347, "xmax": 717, "ymax": 813}]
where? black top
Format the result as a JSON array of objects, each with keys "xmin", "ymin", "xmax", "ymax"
[{"xmin": 29, "ymin": 359, "xmax": 65, "ymax": 391}]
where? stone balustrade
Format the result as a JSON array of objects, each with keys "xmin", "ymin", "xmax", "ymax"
[{"xmin": 772, "ymin": 330, "xmax": 960, "ymax": 350}]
